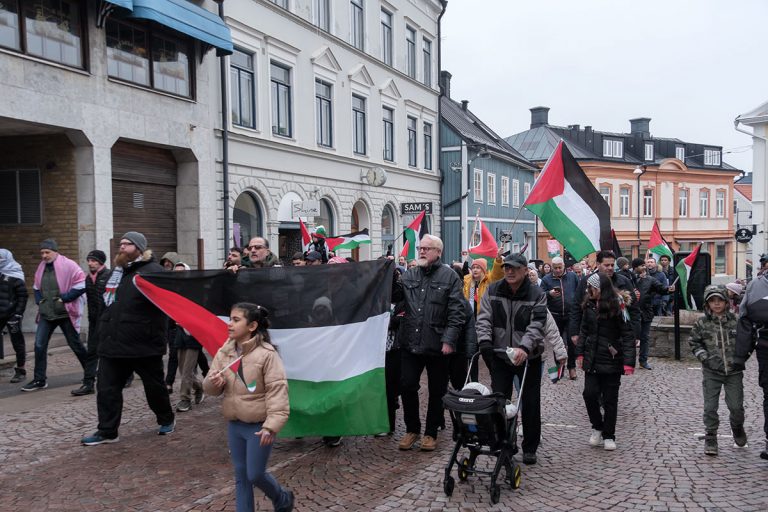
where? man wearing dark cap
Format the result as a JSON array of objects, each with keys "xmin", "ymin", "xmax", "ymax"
[
  {"xmin": 75, "ymin": 250, "xmax": 112, "ymax": 395},
  {"xmin": 305, "ymin": 251, "xmax": 323, "ymax": 266},
  {"xmin": 81, "ymin": 231, "xmax": 175, "ymax": 445},
  {"xmin": 477, "ymin": 252, "xmax": 548, "ymax": 465},
  {"xmin": 22, "ymin": 239, "xmax": 97, "ymax": 393}
]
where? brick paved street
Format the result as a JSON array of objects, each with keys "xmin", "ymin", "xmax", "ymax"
[{"xmin": 1, "ymin": 345, "xmax": 767, "ymax": 511}]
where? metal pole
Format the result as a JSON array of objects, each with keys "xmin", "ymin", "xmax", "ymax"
[
  {"xmin": 637, "ymin": 174, "xmax": 641, "ymax": 258},
  {"xmin": 673, "ymin": 275, "xmax": 681, "ymax": 360},
  {"xmin": 218, "ymin": 1, "xmax": 230, "ymax": 260}
]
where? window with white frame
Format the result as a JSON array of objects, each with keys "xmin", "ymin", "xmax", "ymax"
[
  {"xmin": 380, "ymin": 9, "xmax": 392, "ymax": 66},
  {"xmin": 407, "ymin": 116, "xmax": 417, "ymax": 166},
  {"xmin": 423, "ymin": 122, "xmax": 432, "ymax": 170},
  {"xmin": 314, "ymin": 0, "xmax": 330, "ymax": 32},
  {"xmin": 679, "ymin": 189, "xmax": 688, "ymax": 217},
  {"xmin": 715, "ymin": 242, "xmax": 726, "ymax": 273},
  {"xmin": 599, "ymin": 185, "xmax": 610, "ymax": 207},
  {"xmin": 699, "ymin": 190, "xmax": 709, "ymax": 217},
  {"xmin": 643, "ymin": 188, "xmax": 653, "ymax": 217},
  {"xmin": 716, "ymin": 190, "xmax": 725, "ymax": 217},
  {"xmin": 644, "ymin": 142, "xmax": 654, "ymax": 161},
  {"xmin": 704, "ymin": 149, "xmax": 721, "ymax": 166},
  {"xmin": 422, "ymin": 38, "xmax": 432, "ymax": 87},
  {"xmin": 406, "ymin": 26, "xmax": 416, "ymax": 78},
  {"xmin": 270, "ymin": 62, "xmax": 292, "ymax": 137},
  {"xmin": 350, "ymin": 0, "xmax": 364, "ymax": 50},
  {"xmin": 0, "ymin": 169, "xmax": 41, "ymax": 224},
  {"xmin": 512, "ymin": 179, "xmax": 520, "ymax": 208},
  {"xmin": 474, "ymin": 169, "xmax": 483, "ymax": 203},
  {"xmin": 524, "ymin": 182, "xmax": 531, "ymax": 203},
  {"xmin": 501, "ymin": 176, "xmax": 509, "ymax": 206},
  {"xmin": 487, "ymin": 173, "xmax": 496, "ymax": 205},
  {"xmin": 676, "ymin": 146, "xmax": 685, "ymax": 161},
  {"xmin": 382, "ymin": 107, "xmax": 394, "ymax": 161},
  {"xmin": 602, "ymin": 139, "xmax": 623, "ymax": 158},
  {"xmin": 619, "ymin": 187, "xmax": 629, "ymax": 216},
  {"xmin": 315, "ymin": 80, "xmax": 332, "ymax": 147},
  {"xmin": 230, "ymin": 49, "xmax": 255, "ymax": 129},
  {"xmin": 352, "ymin": 95, "xmax": 366, "ymax": 155}
]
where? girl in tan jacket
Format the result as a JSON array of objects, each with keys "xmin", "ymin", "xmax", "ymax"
[{"xmin": 203, "ymin": 303, "xmax": 293, "ymax": 512}]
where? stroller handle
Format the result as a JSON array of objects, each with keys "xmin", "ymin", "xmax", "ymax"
[{"xmin": 465, "ymin": 349, "xmax": 529, "ymax": 410}]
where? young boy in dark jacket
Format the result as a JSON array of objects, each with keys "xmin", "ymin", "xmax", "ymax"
[{"xmin": 689, "ymin": 285, "xmax": 746, "ymax": 456}]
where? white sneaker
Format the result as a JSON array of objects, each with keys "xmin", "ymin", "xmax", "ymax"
[
  {"xmin": 589, "ymin": 429, "xmax": 603, "ymax": 446},
  {"xmin": 603, "ymin": 439, "xmax": 616, "ymax": 451}
]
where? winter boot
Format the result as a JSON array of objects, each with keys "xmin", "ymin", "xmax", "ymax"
[
  {"xmin": 9, "ymin": 368, "xmax": 26, "ymax": 384},
  {"xmin": 731, "ymin": 424, "xmax": 748, "ymax": 448},
  {"xmin": 704, "ymin": 433, "xmax": 718, "ymax": 456},
  {"xmin": 761, "ymin": 439, "xmax": 768, "ymax": 460}
]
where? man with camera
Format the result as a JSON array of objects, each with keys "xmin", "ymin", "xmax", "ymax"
[{"xmin": 540, "ymin": 256, "xmax": 580, "ymax": 379}]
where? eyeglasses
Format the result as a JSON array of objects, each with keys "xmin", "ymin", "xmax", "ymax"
[
  {"xmin": 118, "ymin": 241, "xmax": 135, "ymax": 247},
  {"xmin": 417, "ymin": 246, "xmax": 438, "ymax": 252},
  {"xmin": 247, "ymin": 245, "xmax": 266, "ymax": 251}
]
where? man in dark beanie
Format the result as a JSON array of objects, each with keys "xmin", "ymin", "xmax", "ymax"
[
  {"xmin": 75, "ymin": 250, "xmax": 112, "ymax": 396},
  {"xmin": 81, "ymin": 232, "xmax": 175, "ymax": 445}
]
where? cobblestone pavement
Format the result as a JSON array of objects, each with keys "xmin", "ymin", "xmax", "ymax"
[{"xmin": 1, "ymin": 346, "xmax": 767, "ymax": 511}]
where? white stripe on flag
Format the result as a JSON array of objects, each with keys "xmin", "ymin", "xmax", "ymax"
[
  {"xmin": 551, "ymin": 180, "xmax": 602, "ymax": 251},
  {"xmin": 271, "ymin": 312, "xmax": 388, "ymax": 382}
]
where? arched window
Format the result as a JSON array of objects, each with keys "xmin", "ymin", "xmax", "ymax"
[
  {"xmin": 317, "ymin": 198, "xmax": 335, "ymax": 234},
  {"xmin": 381, "ymin": 205, "xmax": 395, "ymax": 255},
  {"xmin": 233, "ymin": 192, "xmax": 262, "ymax": 249}
]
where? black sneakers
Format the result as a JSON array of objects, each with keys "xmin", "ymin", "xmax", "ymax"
[
  {"xmin": 732, "ymin": 425, "xmax": 748, "ymax": 448},
  {"xmin": 81, "ymin": 432, "xmax": 119, "ymax": 446},
  {"xmin": 20, "ymin": 380, "xmax": 48, "ymax": 392},
  {"xmin": 71, "ymin": 384, "xmax": 95, "ymax": 396},
  {"xmin": 522, "ymin": 452, "xmax": 537, "ymax": 465},
  {"xmin": 704, "ymin": 434, "xmax": 718, "ymax": 456},
  {"xmin": 10, "ymin": 368, "xmax": 26, "ymax": 383}
]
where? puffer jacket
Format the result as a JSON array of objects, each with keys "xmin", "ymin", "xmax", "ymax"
[
  {"xmin": 203, "ymin": 335, "xmax": 290, "ymax": 433},
  {"xmin": 570, "ymin": 272, "xmax": 640, "ymax": 339},
  {"xmin": 689, "ymin": 309, "xmax": 741, "ymax": 375},
  {"xmin": 456, "ymin": 299, "xmax": 478, "ymax": 357},
  {"xmin": 395, "ymin": 261, "xmax": 466, "ymax": 355},
  {"xmin": 85, "ymin": 266, "xmax": 111, "ymax": 321},
  {"xmin": 97, "ymin": 252, "xmax": 167, "ymax": 358},
  {"xmin": 576, "ymin": 296, "xmax": 636, "ymax": 374},
  {"xmin": 476, "ymin": 276, "xmax": 548, "ymax": 364},
  {"xmin": 0, "ymin": 273, "xmax": 27, "ymax": 318},
  {"xmin": 735, "ymin": 274, "xmax": 768, "ymax": 364}
]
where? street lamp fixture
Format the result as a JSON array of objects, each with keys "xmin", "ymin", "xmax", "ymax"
[{"xmin": 633, "ymin": 165, "xmax": 647, "ymax": 257}]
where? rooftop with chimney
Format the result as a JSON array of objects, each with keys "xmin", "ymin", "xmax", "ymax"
[{"xmin": 505, "ymin": 107, "xmax": 740, "ymax": 172}]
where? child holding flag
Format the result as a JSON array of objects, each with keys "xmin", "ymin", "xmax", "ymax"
[{"xmin": 203, "ymin": 303, "xmax": 294, "ymax": 512}]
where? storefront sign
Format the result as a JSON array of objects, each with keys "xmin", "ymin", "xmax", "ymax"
[
  {"xmin": 401, "ymin": 202, "xmax": 432, "ymax": 215},
  {"xmin": 292, "ymin": 200, "xmax": 320, "ymax": 219},
  {"xmin": 735, "ymin": 228, "xmax": 753, "ymax": 243}
]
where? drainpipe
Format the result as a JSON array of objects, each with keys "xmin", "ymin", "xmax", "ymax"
[
  {"xmin": 217, "ymin": 0, "xmax": 230, "ymax": 261},
  {"xmin": 437, "ymin": 0, "xmax": 447, "ymax": 254}
]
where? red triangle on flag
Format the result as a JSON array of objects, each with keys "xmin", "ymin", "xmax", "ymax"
[
  {"xmin": 468, "ymin": 220, "xmax": 498, "ymax": 260},
  {"xmin": 525, "ymin": 140, "xmax": 566, "ymax": 205}
]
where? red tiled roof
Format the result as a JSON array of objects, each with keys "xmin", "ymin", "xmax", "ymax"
[{"xmin": 735, "ymin": 184, "xmax": 752, "ymax": 201}]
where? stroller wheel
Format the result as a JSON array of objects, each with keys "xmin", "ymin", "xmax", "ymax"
[
  {"xmin": 443, "ymin": 475, "xmax": 455, "ymax": 496},
  {"xmin": 490, "ymin": 484, "xmax": 500, "ymax": 504},
  {"xmin": 510, "ymin": 464, "xmax": 522, "ymax": 489},
  {"xmin": 458, "ymin": 457, "xmax": 470, "ymax": 481}
]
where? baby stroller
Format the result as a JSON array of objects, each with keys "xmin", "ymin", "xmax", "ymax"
[{"xmin": 441, "ymin": 350, "xmax": 527, "ymax": 505}]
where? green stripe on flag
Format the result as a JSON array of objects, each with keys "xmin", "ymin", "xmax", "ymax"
[
  {"xmin": 527, "ymin": 200, "xmax": 596, "ymax": 260},
  {"xmin": 279, "ymin": 368, "xmax": 389, "ymax": 437}
]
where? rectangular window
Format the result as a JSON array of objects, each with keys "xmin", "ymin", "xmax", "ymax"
[
  {"xmin": 151, "ymin": 33, "xmax": 192, "ymax": 97},
  {"xmin": 315, "ymin": 80, "xmax": 332, "ymax": 147},
  {"xmin": 512, "ymin": 179, "xmax": 520, "ymax": 208},
  {"xmin": 352, "ymin": 95, "xmax": 366, "ymax": 155},
  {"xmin": 314, "ymin": 0, "xmax": 330, "ymax": 31},
  {"xmin": 0, "ymin": 169, "xmax": 42, "ymax": 224},
  {"xmin": 380, "ymin": 9, "xmax": 392, "ymax": 66},
  {"xmin": 716, "ymin": 190, "xmax": 725, "ymax": 217},
  {"xmin": 501, "ymin": 176, "xmax": 509, "ymax": 206},
  {"xmin": 473, "ymin": 169, "xmax": 483, "ymax": 203},
  {"xmin": 382, "ymin": 106, "xmax": 394, "ymax": 161},
  {"xmin": 487, "ymin": 173, "xmax": 496, "ymax": 205},
  {"xmin": 704, "ymin": 149, "xmax": 721, "ymax": 166},
  {"xmin": 405, "ymin": 26, "xmax": 416, "ymax": 78},
  {"xmin": 676, "ymin": 146, "xmax": 685, "ymax": 161},
  {"xmin": 679, "ymin": 189, "xmax": 688, "ymax": 217},
  {"xmin": 715, "ymin": 243, "xmax": 726, "ymax": 273},
  {"xmin": 230, "ymin": 49, "xmax": 255, "ymax": 128},
  {"xmin": 350, "ymin": 0, "xmax": 364, "ymax": 50},
  {"xmin": 524, "ymin": 182, "xmax": 531, "ymax": 202},
  {"xmin": 643, "ymin": 188, "xmax": 653, "ymax": 217},
  {"xmin": 270, "ymin": 62, "xmax": 292, "ymax": 137},
  {"xmin": 599, "ymin": 184, "xmax": 610, "ymax": 208},
  {"xmin": 699, "ymin": 190, "xmax": 709, "ymax": 217},
  {"xmin": 644, "ymin": 142, "xmax": 654, "ymax": 161},
  {"xmin": 619, "ymin": 187, "xmax": 630, "ymax": 217},
  {"xmin": 602, "ymin": 139, "xmax": 623, "ymax": 158},
  {"xmin": 422, "ymin": 38, "xmax": 432, "ymax": 87},
  {"xmin": 407, "ymin": 116, "xmax": 417, "ymax": 166},
  {"xmin": 423, "ymin": 122, "xmax": 432, "ymax": 170}
]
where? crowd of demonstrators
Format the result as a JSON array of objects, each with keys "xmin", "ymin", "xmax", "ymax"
[
  {"xmin": 632, "ymin": 258, "xmax": 674, "ymax": 370},
  {"xmin": 0, "ymin": 249, "xmax": 28, "ymax": 383},
  {"xmin": 22, "ymin": 239, "xmax": 97, "ymax": 394},
  {"xmin": 540, "ymin": 256, "xmax": 580, "ymax": 380},
  {"xmin": 576, "ymin": 273, "xmax": 636, "ymax": 451}
]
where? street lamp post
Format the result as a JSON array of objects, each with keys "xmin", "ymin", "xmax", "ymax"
[{"xmin": 633, "ymin": 165, "xmax": 647, "ymax": 257}]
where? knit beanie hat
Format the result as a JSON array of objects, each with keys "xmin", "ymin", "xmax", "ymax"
[
  {"xmin": 87, "ymin": 250, "xmax": 107, "ymax": 265},
  {"xmin": 121, "ymin": 231, "xmax": 147, "ymax": 253},
  {"xmin": 470, "ymin": 259, "xmax": 488, "ymax": 273},
  {"xmin": 40, "ymin": 239, "xmax": 59, "ymax": 252}
]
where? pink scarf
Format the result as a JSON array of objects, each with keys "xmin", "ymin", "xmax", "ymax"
[{"xmin": 33, "ymin": 254, "xmax": 86, "ymax": 332}]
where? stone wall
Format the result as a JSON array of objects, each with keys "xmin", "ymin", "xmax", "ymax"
[{"xmin": 648, "ymin": 311, "xmax": 704, "ymax": 361}]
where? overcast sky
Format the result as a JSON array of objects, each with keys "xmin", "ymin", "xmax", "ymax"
[{"xmin": 441, "ymin": 0, "xmax": 766, "ymax": 173}]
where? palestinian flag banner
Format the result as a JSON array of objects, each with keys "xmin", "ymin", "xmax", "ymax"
[
  {"xmin": 468, "ymin": 219, "xmax": 498, "ymax": 270},
  {"xmin": 400, "ymin": 240, "xmax": 410, "ymax": 259},
  {"xmin": 524, "ymin": 141, "xmax": 611, "ymax": 260},
  {"xmin": 134, "ymin": 260, "xmax": 393, "ymax": 437},
  {"xmin": 403, "ymin": 210, "xmax": 428, "ymax": 260},
  {"xmin": 675, "ymin": 243, "xmax": 702, "ymax": 310},
  {"xmin": 299, "ymin": 218, "xmax": 311, "ymax": 251},
  {"xmin": 324, "ymin": 229, "xmax": 372, "ymax": 251},
  {"xmin": 649, "ymin": 221, "xmax": 673, "ymax": 260}
]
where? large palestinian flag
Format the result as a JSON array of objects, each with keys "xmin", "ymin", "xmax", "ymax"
[
  {"xmin": 324, "ymin": 229, "xmax": 372, "ymax": 251},
  {"xmin": 675, "ymin": 243, "xmax": 702, "ymax": 310},
  {"xmin": 134, "ymin": 260, "xmax": 393, "ymax": 437},
  {"xmin": 524, "ymin": 141, "xmax": 611, "ymax": 260},
  {"xmin": 402, "ymin": 210, "xmax": 428, "ymax": 260},
  {"xmin": 649, "ymin": 221, "xmax": 674, "ymax": 260}
]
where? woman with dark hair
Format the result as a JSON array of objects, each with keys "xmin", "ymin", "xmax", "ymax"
[{"xmin": 576, "ymin": 273, "xmax": 636, "ymax": 451}]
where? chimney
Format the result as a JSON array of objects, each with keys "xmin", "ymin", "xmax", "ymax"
[
  {"xmin": 439, "ymin": 70, "xmax": 452, "ymax": 98},
  {"xmin": 461, "ymin": 100, "xmax": 469, "ymax": 111},
  {"xmin": 530, "ymin": 106, "xmax": 550, "ymax": 129},
  {"xmin": 629, "ymin": 117, "xmax": 651, "ymax": 137}
]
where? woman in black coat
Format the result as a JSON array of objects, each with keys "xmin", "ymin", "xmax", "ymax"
[{"xmin": 576, "ymin": 273, "xmax": 636, "ymax": 451}]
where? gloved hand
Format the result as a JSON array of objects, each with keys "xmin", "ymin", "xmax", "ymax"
[
  {"xmin": 623, "ymin": 365, "xmax": 635, "ymax": 376},
  {"xmin": 479, "ymin": 343, "xmax": 494, "ymax": 359}
]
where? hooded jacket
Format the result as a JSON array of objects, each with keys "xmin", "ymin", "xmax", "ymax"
[
  {"xmin": 576, "ymin": 291, "xmax": 636, "ymax": 374},
  {"xmin": 689, "ymin": 306, "xmax": 741, "ymax": 375}
]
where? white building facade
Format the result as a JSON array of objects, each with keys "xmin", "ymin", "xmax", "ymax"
[
  {"xmin": 221, "ymin": 0, "xmax": 445, "ymax": 262},
  {"xmin": 736, "ymin": 103, "xmax": 768, "ymax": 270}
]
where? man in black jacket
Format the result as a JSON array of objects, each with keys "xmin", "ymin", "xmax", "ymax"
[
  {"xmin": 394, "ymin": 235, "xmax": 465, "ymax": 452},
  {"xmin": 632, "ymin": 258, "xmax": 673, "ymax": 370},
  {"xmin": 81, "ymin": 232, "xmax": 175, "ymax": 446},
  {"xmin": 0, "ymin": 249, "xmax": 28, "ymax": 383}
]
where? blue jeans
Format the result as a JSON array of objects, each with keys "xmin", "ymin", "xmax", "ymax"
[
  {"xmin": 34, "ymin": 317, "xmax": 97, "ymax": 384},
  {"xmin": 639, "ymin": 318, "xmax": 652, "ymax": 365},
  {"xmin": 228, "ymin": 420, "xmax": 290, "ymax": 512}
]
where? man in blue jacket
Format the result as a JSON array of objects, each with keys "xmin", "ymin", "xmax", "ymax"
[{"xmin": 540, "ymin": 256, "xmax": 579, "ymax": 379}]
